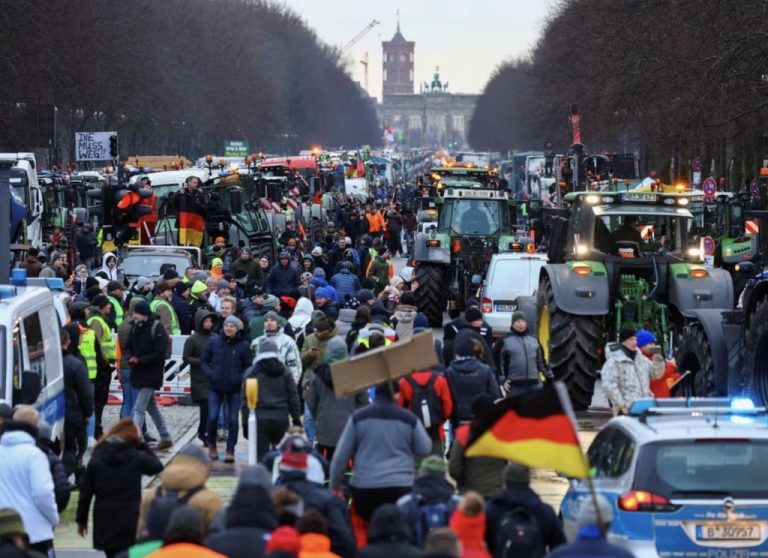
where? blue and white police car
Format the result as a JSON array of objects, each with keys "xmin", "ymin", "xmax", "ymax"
[{"xmin": 561, "ymin": 398, "xmax": 768, "ymax": 558}]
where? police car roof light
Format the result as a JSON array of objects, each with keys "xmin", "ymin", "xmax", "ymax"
[
  {"xmin": 731, "ymin": 397, "xmax": 756, "ymax": 411},
  {"xmin": 45, "ymin": 278, "xmax": 65, "ymax": 291},
  {"xmin": 0, "ymin": 286, "xmax": 18, "ymax": 300}
]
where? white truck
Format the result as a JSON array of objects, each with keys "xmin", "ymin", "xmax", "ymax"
[{"xmin": 0, "ymin": 152, "xmax": 44, "ymax": 248}]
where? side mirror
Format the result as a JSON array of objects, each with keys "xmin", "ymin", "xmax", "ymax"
[
  {"xmin": 20, "ymin": 371, "xmax": 42, "ymax": 405},
  {"xmin": 736, "ymin": 261, "xmax": 757, "ymax": 276},
  {"xmin": 230, "ymin": 189, "xmax": 243, "ymax": 214}
]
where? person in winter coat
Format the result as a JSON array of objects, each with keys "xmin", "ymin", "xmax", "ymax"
[
  {"xmin": 396, "ymin": 457, "xmax": 461, "ymax": 548},
  {"xmin": 39, "ymin": 251, "xmax": 68, "ymax": 279},
  {"xmin": 76, "ymin": 418, "xmax": 163, "ymax": 558},
  {"xmin": 136, "ymin": 444, "xmax": 223, "ymax": 545},
  {"xmin": 75, "ymin": 221, "xmax": 98, "ymax": 269},
  {"xmin": 443, "ymin": 304, "xmax": 494, "ymax": 366},
  {"xmin": 248, "ymin": 295, "xmax": 294, "ymax": 340},
  {"xmin": 313, "ymin": 287, "xmax": 339, "ymax": 321},
  {"xmin": 241, "ymin": 338, "xmax": 302, "ymax": 459},
  {"xmin": 296, "ymin": 511, "xmax": 339, "ymax": 558},
  {"xmin": 231, "ymin": 247, "xmax": 263, "ymax": 284},
  {"xmin": 251, "ymin": 311, "xmax": 302, "ymax": 385},
  {"xmin": 61, "ymin": 327, "xmax": 94, "ymax": 479},
  {"xmin": 204, "ymin": 466, "xmax": 277, "ymax": 558},
  {"xmin": 329, "ymin": 268, "xmax": 360, "ymax": 304},
  {"xmin": 446, "ymin": 339, "xmax": 501, "ymax": 426},
  {"xmin": 601, "ymin": 328, "xmax": 664, "ymax": 415},
  {"xmin": 485, "ymin": 463, "xmax": 566, "ymax": 556},
  {"xmin": 171, "ymin": 283, "xmax": 192, "ymax": 335},
  {"xmin": 99, "ymin": 251, "xmax": 121, "ymax": 282},
  {"xmin": 19, "ymin": 247, "xmax": 43, "ymax": 277},
  {"xmin": 34, "ymin": 420, "xmax": 70, "ymax": 514},
  {"xmin": 493, "ymin": 311, "xmax": 551, "ymax": 396},
  {"xmin": 0, "ymin": 417, "xmax": 58, "ymax": 554},
  {"xmin": 267, "ymin": 252, "xmax": 300, "ymax": 297},
  {"xmin": 201, "ymin": 315, "xmax": 252, "ymax": 462},
  {"xmin": 397, "ymin": 366, "xmax": 453, "ymax": 458},
  {"xmin": 184, "ymin": 310, "xmax": 216, "ymax": 445},
  {"xmin": 300, "ymin": 253, "xmax": 316, "ymax": 275},
  {"xmin": 289, "ymin": 297, "xmax": 315, "ymax": 350},
  {"xmin": 365, "ymin": 248, "xmax": 393, "ymax": 294},
  {"xmin": 330, "ymin": 382, "xmax": 432, "ymax": 522},
  {"xmin": 357, "ymin": 504, "xmax": 423, "ymax": 558},
  {"xmin": 392, "ymin": 292, "xmax": 419, "ymax": 341},
  {"xmin": 449, "ymin": 492, "xmax": 490, "ymax": 558},
  {"xmin": 306, "ymin": 337, "xmax": 368, "ymax": 461},
  {"xmin": 636, "ymin": 329, "xmax": 682, "ymax": 398},
  {"xmin": 125, "ymin": 301, "xmax": 173, "ymax": 450}
]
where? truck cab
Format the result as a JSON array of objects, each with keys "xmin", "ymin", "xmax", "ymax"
[{"xmin": 0, "ymin": 153, "xmax": 44, "ymax": 247}]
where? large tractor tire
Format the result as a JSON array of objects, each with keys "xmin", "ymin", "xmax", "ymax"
[
  {"xmin": 415, "ymin": 264, "xmax": 447, "ymax": 327},
  {"xmin": 537, "ymin": 275, "xmax": 602, "ymax": 410},
  {"xmin": 743, "ymin": 298, "xmax": 768, "ymax": 404},
  {"xmin": 675, "ymin": 323, "xmax": 716, "ymax": 397}
]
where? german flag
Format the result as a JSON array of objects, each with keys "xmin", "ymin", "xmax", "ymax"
[
  {"xmin": 465, "ymin": 382, "xmax": 589, "ymax": 478},
  {"xmin": 177, "ymin": 192, "xmax": 205, "ymax": 247}
]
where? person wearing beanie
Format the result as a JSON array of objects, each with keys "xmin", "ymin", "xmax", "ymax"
[
  {"xmin": 247, "ymin": 294, "xmax": 294, "ymax": 341},
  {"xmin": 0, "ymin": 507, "xmax": 37, "ymax": 555},
  {"xmin": 446, "ymin": 338, "xmax": 501, "ymax": 427},
  {"xmin": 365, "ymin": 246, "xmax": 393, "ymax": 295},
  {"xmin": 392, "ymin": 291, "xmax": 418, "ymax": 341},
  {"xmin": 251, "ymin": 310, "xmax": 302, "ymax": 385},
  {"xmin": 266, "ymin": 525, "xmax": 302, "ymax": 556},
  {"xmin": 125, "ymin": 298, "xmax": 174, "ymax": 451},
  {"xmin": 485, "ymin": 462, "xmax": 565, "ymax": 556},
  {"xmin": 329, "ymin": 263, "xmax": 361, "ymax": 304},
  {"xmin": 313, "ymin": 287, "xmax": 339, "ymax": 321},
  {"xmin": 127, "ymin": 275, "xmax": 154, "ymax": 315},
  {"xmin": 357, "ymin": 504, "xmax": 422, "ymax": 558},
  {"xmin": 300, "ymin": 310, "xmax": 339, "ymax": 447},
  {"xmin": 493, "ymin": 310, "xmax": 551, "ymax": 398},
  {"xmin": 232, "ymin": 246, "xmax": 264, "ymax": 285},
  {"xmin": 150, "ymin": 281, "xmax": 181, "ymax": 336},
  {"xmin": 395, "ymin": 455, "xmax": 461, "ymax": 547},
  {"xmin": 183, "ymin": 310, "xmax": 217, "ymax": 446},
  {"xmin": 209, "ymin": 257, "xmax": 224, "ymax": 280},
  {"xmin": 201, "ymin": 307, "xmax": 252, "ymax": 463},
  {"xmin": 330, "ymin": 379, "xmax": 432, "ymax": 525},
  {"xmin": 442, "ymin": 302, "xmax": 495, "ymax": 367},
  {"xmin": 448, "ymin": 491, "xmax": 490, "ymax": 558},
  {"xmin": 170, "ymin": 282, "xmax": 192, "ymax": 335},
  {"xmin": 267, "ymin": 251, "xmax": 300, "ymax": 298},
  {"xmin": 635, "ymin": 329, "xmax": 682, "ymax": 398},
  {"xmin": 602, "ymin": 327, "xmax": 664, "ymax": 415},
  {"xmin": 448, "ymin": 395, "xmax": 507, "ymax": 498},
  {"xmin": 240, "ymin": 338, "xmax": 301, "ymax": 460},
  {"xmin": 306, "ymin": 337, "xmax": 368, "ymax": 461},
  {"xmin": 162, "ymin": 268, "xmax": 181, "ymax": 288}
]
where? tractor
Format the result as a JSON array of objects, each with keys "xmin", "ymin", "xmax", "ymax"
[
  {"xmin": 413, "ymin": 166, "xmax": 533, "ymax": 326},
  {"xmin": 518, "ymin": 190, "xmax": 734, "ymax": 410}
]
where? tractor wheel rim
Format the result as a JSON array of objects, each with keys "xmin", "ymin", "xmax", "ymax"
[{"xmin": 538, "ymin": 304, "xmax": 550, "ymax": 363}]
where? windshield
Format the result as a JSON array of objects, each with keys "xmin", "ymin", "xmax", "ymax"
[
  {"xmin": 9, "ymin": 169, "xmax": 28, "ymax": 205},
  {"xmin": 635, "ymin": 440, "xmax": 768, "ymax": 498},
  {"xmin": 593, "ymin": 211, "xmax": 687, "ymax": 255},
  {"xmin": 440, "ymin": 199, "xmax": 502, "ymax": 235},
  {"xmin": 122, "ymin": 253, "xmax": 191, "ymax": 278}
]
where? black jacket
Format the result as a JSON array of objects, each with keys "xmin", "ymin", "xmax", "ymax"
[
  {"xmin": 485, "ymin": 485, "xmax": 566, "ymax": 555},
  {"xmin": 279, "ymin": 471, "xmax": 356, "ymax": 558},
  {"xmin": 442, "ymin": 318, "xmax": 495, "ymax": 367},
  {"xmin": 126, "ymin": 317, "xmax": 168, "ymax": 390},
  {"xmin": 63, "ymin": 351, "xmax": 94, "ymax": 423},
  {"xmin": 204, "ymin": 484, "xmax": 276, "ymax": 558},
  {"xmin": 396, "ymin": 475, "xmax": 459, "ymax": 538},
  {"xmin": 171, "ymin": 293, "xmax": 191, "ymax": 335},
  {"xmin": 240, "ymin": 357, "xmax": 301, "ymax": 426},
  {"xmin": 266, "ymin": 262, "xmax": 299, "ymax": 297},
  {"xmin": 446, "ymin": 357, "xmax": 501, "ymax": 424},
  {"xmin": 37, "ymin": 437, "xmax": 71, "ymax": 513},
  {"xmin": 76, "ymin": 438, "xmax": 163, "ymax": 552},
  {"xmin": 201, "ymin": 331, "xmax": 252, "ymax": 394},
  {"xmin": 357, "ymin": 503, "xmax": 423, "ymax": 558}
]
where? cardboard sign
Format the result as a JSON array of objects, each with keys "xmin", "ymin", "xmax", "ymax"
[
  {"xmin": 330, "ymin": 331, "xmax": 437, "ymax": 398},
  {"xmin": 75, "ymin": 131, "xmax": 116, "ymax": 161}
]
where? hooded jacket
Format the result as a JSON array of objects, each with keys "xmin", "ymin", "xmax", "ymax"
[
  {"xmin": 0, "ymin": 429, "xmax": 58, "ymax": 544},
  {"xmin": 240, "ymin": 357, "xmax": 301, "ymax": 424},
  {"xmin": 497, "ymin": 329, "xmax": 546, "ymax": 384},
  {"xmin": 393, "ymin": 303, "xmax": 418, "ymax": 341},
  {"xmin": 99, "ymin": 251, "xmax": 121, "ymax": 282},
  {"xmin": 251, "ymin": 328, "xmax": 302, "ymax": 385},
  {"xmin": 306, "ymin": 363, "xmax": 368, "ymax": 447},
  {"xmin": 267, "ymin": 261, "xmax": 299, "ymax": 297},
  {"xmin": 601, "ymin": 342, "xmax": 664, "ymax": 413},
  {"xmin": 126, "ymin": 315, "xmax": 169, "ymax": 390},
  {"xmin": 232, "ymin": 256, "xmax": 263, "ymax": 282},
  {"xmin": 357, "ymin": 504, "xmax": 423, "ymax": 558},
  {"xmin": 449, "ymin": 509, "xmax": 491, "ymax": 558},
  {"xmin": 445, "ymin": 358, "xmax": 501, "ymax": 424},
  {"xmin": 299, "ymin": 533, "xmax": 338, "ymax": 558},
  {"xmin": 396, "ymin": 474, "xmax": 460, "ymax": 537},
  {"xmin": 137, "ymin": 455, "xmax": 223, "ymax": 538},
  {"xmin": 300, "ymin": 325, "xmax": 339, "ymax": 387},
  {"xmin": 289, "ymin": 297, "xmax": 314, "ymax": 332},
  {"xmin": 183, "ymin": 310, "xmax": 216, "ymax": 402},
  {"xmin": 76, "ymin": 438, "xmax": 163, "ymax": 551},
  {"xmin": 204, "ymin": 483, "xmax": 276, "ymax": 558},
  {"xmin": 329, "ymin": 268, "xmax": 360, "ymax": 301},
  {"xmin": 171, "ymin": 292, "xmax": 191, "ymax": 335},
  {"xmin": 448, "ymin": 425, "xmax": 506, "ymax": 499},
  {"xmin": 63, "ymin": 349, "xmax": 94, "ymax": 423},
  {"xmin": 201, "ymin": 330, "xmax": 252, "ymax": 394}
]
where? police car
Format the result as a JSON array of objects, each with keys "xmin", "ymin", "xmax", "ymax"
[{"xmin": 561, "ymin": 398, "xmax": 768, "ymax": 558}]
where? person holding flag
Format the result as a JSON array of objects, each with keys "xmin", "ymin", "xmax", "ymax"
[{"xmin": 177, "ymin": 175, "xmax": 207, "ymax": 247}]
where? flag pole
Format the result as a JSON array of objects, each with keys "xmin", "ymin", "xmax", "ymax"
[{"xmin": 553, "ymin": 381, "xmax": 608, "ymax": 536}]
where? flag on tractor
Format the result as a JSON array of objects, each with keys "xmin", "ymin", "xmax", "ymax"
[
  {"xmin": 177, "ymin": 193, "xmax": 205, "ymax": 247},
  {"xmin": 465, "ymin": 383, "xmax": 589, "ymax": 478}
]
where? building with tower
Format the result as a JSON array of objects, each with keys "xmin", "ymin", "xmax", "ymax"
[{"xmin": 378, "ymin": 23, "xmax": 478, "ymax": 149}]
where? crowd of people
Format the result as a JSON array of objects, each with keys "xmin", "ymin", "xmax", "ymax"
[{"xmin": 0, "ymin": 185, "xmax": 665, "ymax": 558}]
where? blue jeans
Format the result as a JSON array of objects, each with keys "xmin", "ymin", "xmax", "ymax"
[
  {"xmin": 303, "ymin": 402, "xmax": 315, "ymax": 447},
  {"xmin": 133, "ymin": 387, "xmax": 171, "ymax": 441},
  {"xmin": 507, "ymin": 382, "xmax": 543, "ymax": 398},
  {"xmin": 120, "ymin": 368, "xmax": 137, "ymax": 419},
  {"xmin": 208, "ymin": 391, "xmax": 241, "ymax": 452}
]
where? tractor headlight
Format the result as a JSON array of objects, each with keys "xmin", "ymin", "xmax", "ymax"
[{"xmin": 575, "ymin": 244, "xmax": 589, "ymax": 256}]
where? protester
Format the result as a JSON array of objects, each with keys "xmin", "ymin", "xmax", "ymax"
[
  {"xmin": 494, "ymin": 311, "xmax": 551, "ymax": 397},
  {"xmin": 602, "ymin": 328, "xmax": 664, "ymax": 415},
  {"xmin": 448, "ymin": 492, "xmax": 490, "ymax": 558},
  {"xmin": 0, "ymin": 508, "xmax": 41, "ymax": 558},
  {"xmin": 252, "ymin": 311, "xmax": 302, "ymax": 386},
  {"xmin": 61, "ymin": 327, "xmax": 94, "ymax": 481},
  {"xmin": 397, "ymin": 366, "xmax": 453, "ymax": 458},
  {"xmin": 295, "ymin": 511, "xmax": 339, "ymax": 558},
  {"xmin": 636, "ymin": 329, "xmax": 681, "ymax": 398},
  {"xmin": 146, "ymin": 507, "xmax": 225, "ymax": 557},
  {"xmin": 446, "ymin": 340, "xmax": 501, "ymax": 426},
  {"xmin": 33, "ymin": 421, "xmax": 70, "ymax": 514},
  {"xmin": 183, "ymin": 310, "xmax": 217, "ymax": 446},
  {"xmin": 356, "ymin": 504, "xmax": 422, "ymax": 558},
  {"xmin": 265, "ymin": 525, "xmax": 302, "ymax": 557},
  {"xmin": 268, "ymin": 252, "xmax": 300, "ymax": 297},
  {"xmin": 76, "ymin": 418, "xmax": 163, "ymax": 558},
  {"xmin": 424, "ymin": 528, "xmax": 461, "ymax": 558}
]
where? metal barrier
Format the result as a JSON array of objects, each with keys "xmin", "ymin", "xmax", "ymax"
[{"xmin": 109, "ymin": 335, "xmax": 192, "ymax": 400}]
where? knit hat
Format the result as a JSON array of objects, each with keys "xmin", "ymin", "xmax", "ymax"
[
  {"xmin": 636, "ymin": 329, "xmax": 657, "ymax": 348},
  {"xmin": 239, "ymin": 246, "xmax": 252, "ymax": 256},
  {"xmin": 313, "ymin": 267, "xmax": 326, "ymax": 279},
  {"xmin": 92, "ymin": 294, "xmax": 110, "ymax": 309},
  {"xmin": 413, "ymin": 313, "xmax": 429, "ymax": 331},
  {"xmin": 192, "ymin": 271, "xmax": 209, "ymax": 283},
  {"xmin": 356, "ymin": 289, "xmax": 375, "ymax": 304},
  {"xmin": 133, "ymin": 300, "xmax": 151, "ymax": 317},
  {"xmin": 107, "ymin": 280, "xmax": 123, "ymax": 293},
  {"xmin": 311, "ymin": 246, "xmax": 323, "ymax": 256},
  {"xmin": 262, "ymin": 294, "xmax": 279, "ymax": 309},
  {"xmin": 177, "ymin": 442, "xmax": 211, "ymax": 467},
  {"xmin": 504, "ymin": 462, "xmax": 531, "ymax": 486},
  {"xmin": 577, "ymin": 494, "xmax": 614, "ymax": 528},
  {"xmin": 210, "ymin": 257, "xmax": 223, "ymax": 268},
  {"xmin": 191, "ymin": 280, "xmax": 207, "ymax": 296},
  {"xmin": 223, "ymin": 315, "xmax": 243, "ymax": 331},
  {"xmin": 50, "ymin": 251, "xmax": 63, "ymax": 263},
  {"xmin": 266, "ymin": 526, "xmax": 302, "ymax": 554},
  {"xmin": 325, "ymin": 337, "xmax": 348, "ymax": 364},
  {"xmin": 400, "ymin": 292, "xmax": 417, "ymax": 307},
  {"xmin": 465, "ymin": 307, "xmax": 483, "ymax": 323},
  {"xmin": 0, "ymin": 508, "xmax": 26, "ymax": 537},
  {"xmin": 279, "ymin": 251, "xmax": 290, "ymax": 260},
  {"xmin": 163, "ymin": 269, "xmax": 179, "ymax": 281},
  {"xmin": 175, "ymin": 282, "xmax": 190, "ymax": 295},
  {"xmin": 280, "ymin": 296, "xmax": 297, "ymax": 310},
  {"xmin": 136, "ymin": 276, "xmax": 153, "ymax": 290},
  {"xmin": 256, "ymin": 339, "xmax": 279, "ymax": 361},
  {"xmin": 85, "ymin": 276, "xmax": 99, "ymax": 290},
  {"xmin": 86, "ymin": 285, "xmax": 102, "ymax": 302},
  {"xmin": 619, "ymin": 327, "xmax": 636, "ymax": 343},
  {"xmin": 511, "ymin": 310, "xmax": 527, "ymax": 325},
  {"xmin": 418, "ymin": 455, "xmax": 448, "ymax": 477},
  {"xmin": 456, "ymin": 338, "xmax": 476, "ymax": 358},
  {"xmin": 0, "ymin": 401, "xmax": 13, "ymax": 420},
  {"xmin": 300, "ymin": 271, "xmax": 313, "ymax": 282},
  {"xmin": 314, "ymin": 287, "xmax": 332, "ymax": 300},
  {"xmin": 279, "ymin": 435, "xmax": 309, "ymax": 472},
  {"xmin": 390, "ymin": 276, "xmax": 404, "ymax": 288},
  {"xmin": 69, "ymin": 302, "xmax": 88, "ymax": 321},
  {"xmin": 238, "ymin": 464, "xmax": 273, "ymax": 492},
  {"xmin": 216, "ymin": 279, "xmax": 231, "ymax": 291},
  {"xmin": 312, "ymin": 310, "xmax": 332, "ymax": 332},
  {"xmin": 263, "ymin": 310, "xmax": 281, "ymax": 323}
]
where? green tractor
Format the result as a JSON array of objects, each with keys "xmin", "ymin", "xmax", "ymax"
[
  {"xmin": 413, "ymin": 166, "xmax": 533, "ymax": 326},
  {"xmin": 523, "ymin": 190, "xmax": 734, "ymax": 409}
]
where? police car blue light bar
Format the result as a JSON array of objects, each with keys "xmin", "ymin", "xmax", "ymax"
[{"xmin": 628, "ymin": 397, "xmax": 764, "ymax": 417}]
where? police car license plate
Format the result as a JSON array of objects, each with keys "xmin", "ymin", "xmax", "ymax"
[
  {"xmin": 695, "ymin": 523, "xmax": 761, "ymax": 541},
  {"xmin": 496, "ymin": 303, "xmax": 516, "ymax": 312}
]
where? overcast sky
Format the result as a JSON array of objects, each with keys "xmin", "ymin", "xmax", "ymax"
[{"xmin": 277, "ymin": 1, "xmax": 552, "ymax": 100}]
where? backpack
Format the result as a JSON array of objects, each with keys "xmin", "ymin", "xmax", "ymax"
[
  {"xmin": 405, "ymin": 374, "xmax": 445, "ymax": 435},
  {"xmin": 151, "ymin": 320, "xmax": 173, "ymax": 359},
  {"xmin": 144, "ymin": 485, "xmax": 203, "ymax": 540},
  {"xmin": 414, "ymin": 498, "xmax": 453, "ymax": 548},
  {"xmin": 494, "ymin": 506, "xmax": 544, "ymax": 558}
]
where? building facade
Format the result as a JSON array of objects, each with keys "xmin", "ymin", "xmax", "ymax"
[{"xmin": 379, "ymin": 25, "xmax": 478, "ymax": 149}]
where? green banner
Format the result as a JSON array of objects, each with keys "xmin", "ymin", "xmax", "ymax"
[{"xmin": 224, "ymin": 140, "xmax": 249, "ymax": 157}]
